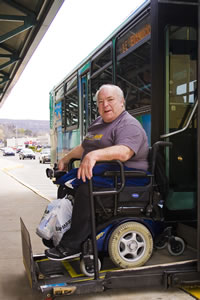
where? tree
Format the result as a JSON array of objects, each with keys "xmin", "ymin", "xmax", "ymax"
[{"xmin": 24, "ymin": 129, "xmax": 33, "ymax": 136}]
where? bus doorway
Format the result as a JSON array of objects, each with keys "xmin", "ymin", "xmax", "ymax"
[{"xmin": 163, "ymin": 25, "xmax": 197, "ymax": 220}]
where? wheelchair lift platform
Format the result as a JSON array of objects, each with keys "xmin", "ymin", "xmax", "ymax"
[{"xmin": 21, "ymin": 217, "xmax": 200, "ymax": 299}]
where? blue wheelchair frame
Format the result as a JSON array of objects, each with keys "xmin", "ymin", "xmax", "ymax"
[{"xmin": 46, "ymin": 141, "xmax": 174, "ymax": 278}]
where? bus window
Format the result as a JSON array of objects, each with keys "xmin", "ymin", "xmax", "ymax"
[
  {"xmin": 91, "ymin": 44, "xmax": 113, "ymax": 113},
  {"xmin": 168, "ymin": 27, "xmax": 197, "ymax": 130},
  {"xmin": 92, "ymin": 44, "xmax": 112, "ymax": 74},
  {"xmin": 116, "ymin": 15, "xmax": 151, "ymax": 144},
  {"xmin": 63, "ymin": 77, "xmax": 78, "ymax": 131},
  {"xmin": 56, "ymin": 77, "xmax": 80, "ymax": 158},
  {"xmin": 165, "ymin": 26, "xmax": 197, "ymax": 216},
  {"xmin": 116, "ymin": 42, "xmax": 151, "ymax": 112},
  {"xmin": 64, "ymin": 88, "xmax": 78, "ymax": 130}
]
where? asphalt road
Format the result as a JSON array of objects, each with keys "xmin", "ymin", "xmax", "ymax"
[
  {"xmin": 0, "ymin": 153, "xmax": 197, "ymax": 300},
  {"xmin": 0, "ymin": 151, "xmax": 57, "ymax": 201}
]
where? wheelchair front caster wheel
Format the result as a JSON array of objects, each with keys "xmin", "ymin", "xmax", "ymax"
[
  {"xmin": 80, "ymin": 257, "xmax": 101, "ymax": 277},
  {"xmin": 167, "ymin": 236, "xmax": 185, "ymax": 256},
  {"xmin": 155, "ymin": 237, "xmax": 168, "ymax": 250}
]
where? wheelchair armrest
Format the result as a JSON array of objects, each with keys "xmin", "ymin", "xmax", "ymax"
[
  {"xmin": 46, "ymin": 166, "xmax": 66, "ymax": 182},
  {"xmin": 68, "ymin": 158, "xmax": 81, "ymax": 171},
  {"xmin": 103, "ymin": 170, "xmax": 150, "ymax": 178},
  {"xmin": 90, "ymin": 160, "xmax": 125, "ymax": 196},
  {"xmin": 46, "ymin": 159, "xmax": 81, "ymax": 183}
]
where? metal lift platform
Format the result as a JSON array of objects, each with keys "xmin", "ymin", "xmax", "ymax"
[{"xmin": 21, "ymin": 217, "xmax": 200, "ymax": 300}]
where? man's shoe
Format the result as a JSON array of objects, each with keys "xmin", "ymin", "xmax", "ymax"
[
  {"xmin": 45, "ymin": 245, "xmax": 81, "ymax": 261},
  {"xmin": 42, "ymin": 238, "xmax": 54, "ymax": 249}
]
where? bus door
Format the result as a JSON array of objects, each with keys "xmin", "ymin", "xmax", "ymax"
[
  {"xmin": 80, "ymin": 73, "xmax": 90, "ymax": 140},
  {"xmin": 162, "ymin": 25, "xmax": 197, "ymax": 219}
]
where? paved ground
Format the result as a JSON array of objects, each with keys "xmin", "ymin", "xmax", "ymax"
[{"xmin": 0, "ymin": 157, "xmax": 197, "ymax": 300}]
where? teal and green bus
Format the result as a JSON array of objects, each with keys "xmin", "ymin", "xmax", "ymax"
[{"xmin": 49, "ymin": 0, "xmax": 199, "ymax": 247}]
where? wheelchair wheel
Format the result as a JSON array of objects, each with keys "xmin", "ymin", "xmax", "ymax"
[
  {"xmin": 108, "ymin": 221, "xmax": 153, "ymax": 269},
  {"xmin": 155, "ymin": 237, "xmax": 168, "ymax": 250},
  {"xmin": 80, "ymin": 257, "xmax": 101, "ymax": 277},
  {"xmin": 167, "ymin": 236, "xmax": 185, "ymax": 256}
]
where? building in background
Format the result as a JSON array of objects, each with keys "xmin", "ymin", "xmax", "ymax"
[{"xmin": 6, "ymin": 133, "xmax": 50, "ymax": 149}]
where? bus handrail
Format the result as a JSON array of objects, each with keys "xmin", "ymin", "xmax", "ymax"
[{"xmin": 160, "ymin": 99, "xmax": 198, "ymax": 139}]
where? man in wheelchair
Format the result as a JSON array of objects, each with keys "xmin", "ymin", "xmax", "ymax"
[{"xmin": 45, "ymin": 84, "xmax": 150, "ymax": 261}]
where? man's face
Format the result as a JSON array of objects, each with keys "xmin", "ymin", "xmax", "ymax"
[{"xmin": 97, "ymin": 86, "xmax": 125, "ymax": 123}]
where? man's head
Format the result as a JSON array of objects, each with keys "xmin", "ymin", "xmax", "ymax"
[{"xmin": 96, "ymin": 84, "xmax": 125, "ymax": 123}]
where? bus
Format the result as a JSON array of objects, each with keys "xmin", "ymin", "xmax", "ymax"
[
  {"xmin": 41, "ymin": 0, "xmax": 200, "ymax": 294},
  {"xmin": 50, "ymin": 0, "xmax": 198, "ymax": 218}
]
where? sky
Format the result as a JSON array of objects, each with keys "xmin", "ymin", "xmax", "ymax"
[{"xmin": 0, "ymin": 0, "xmax": 144, "ymax": 121}]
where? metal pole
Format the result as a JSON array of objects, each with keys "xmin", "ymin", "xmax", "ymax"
[
  {"xmin": 197, "ymin": 0, "xmax": 200, "ymax": 272},
  {"xmin": 88, "ymin": 179, "xmax": 99, "ymax": 280}
]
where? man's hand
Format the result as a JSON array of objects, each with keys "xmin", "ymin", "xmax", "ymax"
[
  {"xmin": 76, "ymin": 145, "xmax": 134, "ymax": 182},
  {"xmin": 57, "ymin": 144, "xmax": 84, "ymax": 171},
  {"xmin": 58, "ymin": 158, "xmax": 66, "ymax": 171},
  {"xmin": 77, "ymin": 153, "xmax": 96, "ymax": 182}
]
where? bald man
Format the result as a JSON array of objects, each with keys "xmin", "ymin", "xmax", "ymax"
[{"xmin": 45, "ymin": 84, "xmax": 149, "ymax": 261}]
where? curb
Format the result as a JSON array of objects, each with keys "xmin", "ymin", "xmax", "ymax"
[{"xmin": 2, "ymin": 167, "xmax": 51, "ymax": 203}]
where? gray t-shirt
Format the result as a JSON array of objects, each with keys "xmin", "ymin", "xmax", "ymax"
[{"xmin": 82, "ymin": 111, "xmax": 149, "ymax": 170}]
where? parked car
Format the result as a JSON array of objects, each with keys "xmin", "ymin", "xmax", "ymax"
[
  {"xmin": 19, "ymin": 149, "xmax": 36, "ymax": 160},
  {"xmin": 39, "ymin": 148, "xmax": 50, "ymax": 164},
  {"xmin": 16, "ymin": 146, "xmax": 24, "ymax": 153},
  {"xmin": 3, "ymin": 147, "xmax": 15, "ymax": 156}
]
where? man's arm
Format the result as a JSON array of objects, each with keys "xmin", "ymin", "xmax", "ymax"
[
  {"xmin": 58, "ymin": 144, "xmax": 84, "ymax": 171},
  {"xmin": 77, "ymin": 145, "xmax": 134, "ymax": 182}
]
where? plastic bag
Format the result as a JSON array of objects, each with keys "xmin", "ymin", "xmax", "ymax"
[
  {"xmin": 36, "ymin": 200, "xmax": 59, "ymax": 240},
  {"xmin": 53, "ymin": 197, "xmax": 73, "ymax": 246},
  {"xmin": 36, "ymin": 197, "xmax": 72, "ymax": 246}
]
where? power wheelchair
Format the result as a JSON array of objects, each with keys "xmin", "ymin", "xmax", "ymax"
[{"xmin": 46, "ymin": 141, "xmax": 185, "ymax": 277}]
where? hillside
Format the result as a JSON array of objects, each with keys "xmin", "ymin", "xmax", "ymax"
[
  {"xmin": 0, "ymin": 119, "xmax": 50, "ymax": 141},
  {"xmin": 0, "ymin": 119, "xmax": 49, "ymax": 133}
]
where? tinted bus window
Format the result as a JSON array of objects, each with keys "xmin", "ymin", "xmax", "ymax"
[
  {"xmin": 116, "ymin": 15, "xmax": 151, "ymax": 116},
  {"xmin": 91, "ymin": 44, "xmax": 113, "ymax": 122},
  {"xmin": 117, "ymin": 16, "xmax": 150, "ymax": 56},
  {"xmin": 92, "ymin": 45, "xmax": 112, "ymax": 74},
  {"xmin": 165, "ymin": 25, "xmax": 197, "ymax": 213},
  {"xmin": 64, "ymin": 87, "xmax": 78, "ymax": 130},
  {"xmin": 116, "ymin": 41, "xmax": 151, "ymax": 114},
  {"xmin": 116, "ymin": 15, "xmax": 151, "ymax": 144},
  {"xmin": 168, "ymin": 26, "xmax": 197, "ymax": 130},
  {"xmin": 62, "ymin": 77, "xmax": 78, "ymax": 131}
]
